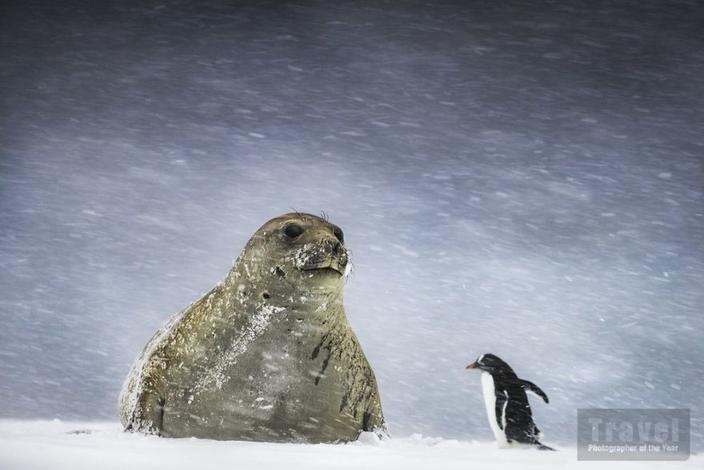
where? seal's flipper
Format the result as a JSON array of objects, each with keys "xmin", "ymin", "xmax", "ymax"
[{"xmin": 123, "ymin": 389, "xmax": 165, "ymax": 435}]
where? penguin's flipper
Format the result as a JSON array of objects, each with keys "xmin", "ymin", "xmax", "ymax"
[
  {"xmin": 495, "ymin": 390, "xmax": 508, "ymax": 430},
  {"xmin": 519, "ymin": 379, "xmax": 549, "ymax": 404}
]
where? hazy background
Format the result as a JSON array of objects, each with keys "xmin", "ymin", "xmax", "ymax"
[{"xmin": 1, "ymin": 0, "xmax": 702, "ymax": 448}]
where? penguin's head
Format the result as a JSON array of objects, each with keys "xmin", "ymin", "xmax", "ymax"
[{"xmin": 465, "ymin": 353, "xmax": 511, "ymax": 373}]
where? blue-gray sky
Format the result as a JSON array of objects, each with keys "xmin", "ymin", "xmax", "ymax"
[{"xmin": 1, "ymin": 0, "xmax": 702, "ymax": 448}]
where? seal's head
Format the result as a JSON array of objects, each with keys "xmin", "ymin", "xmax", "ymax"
[{"xmin": 231, "ymin": 213, "xmax": 349, "ymax": 296}]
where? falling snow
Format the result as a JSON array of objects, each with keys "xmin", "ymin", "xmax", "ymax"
[{"xmin": 0, "ymin": 0, "xmax": 702, "ymax": 462}]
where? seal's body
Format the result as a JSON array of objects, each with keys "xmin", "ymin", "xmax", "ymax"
[
  {"xmin": 119, "ymin": 213, "xmax": 385, "ymax": 442},
  {"xmin": 466, "ymin": 354, "xmax": 553, "ymax": 450}
]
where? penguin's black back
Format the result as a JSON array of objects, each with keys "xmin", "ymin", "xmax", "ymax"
[{"xmin": 493, "ymin": 374, "xmax": 541, "ymax": 444}]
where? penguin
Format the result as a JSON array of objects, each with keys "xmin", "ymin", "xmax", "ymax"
[{"xmin": 465, "ymin": 353, "xmax": 555, "ymax": 450}]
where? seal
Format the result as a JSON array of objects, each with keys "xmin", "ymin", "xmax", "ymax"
[{"xmin": 118, "ymin": 213, "xmax": 385, "ymax": 443}]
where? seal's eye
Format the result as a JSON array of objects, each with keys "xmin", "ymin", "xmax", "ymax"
[
  {"xmin": 283, "ymin": 223, "xmax": 304, "ymax": 239},
  {"xmin": 333, "ymin": 226, "xmax": 344, "ymax": 244}
]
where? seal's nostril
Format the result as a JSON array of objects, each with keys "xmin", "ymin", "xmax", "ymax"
[{"xmin": 333, "ymin": 226, "xmax": 344, "ymax": 244}]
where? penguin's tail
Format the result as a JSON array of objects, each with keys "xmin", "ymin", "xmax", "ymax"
[{"xmin": 535, "ymin": 441, "xmax": 557, "ymax": 451}]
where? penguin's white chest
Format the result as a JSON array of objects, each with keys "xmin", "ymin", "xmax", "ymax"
[{"xmin": 480, "ymin": 372, "xmax": 509, "ymax": 447}]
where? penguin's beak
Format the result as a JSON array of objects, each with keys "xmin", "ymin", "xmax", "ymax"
[{"xmin": 465, "ymin": 362, "xmax": 478, "ymax": 370}]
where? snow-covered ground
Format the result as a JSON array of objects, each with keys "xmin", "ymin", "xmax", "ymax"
[{"xmin": 0, "ymin": 420, "xmax": 699, "ymax": 470}]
